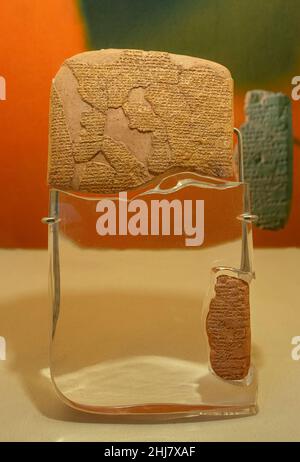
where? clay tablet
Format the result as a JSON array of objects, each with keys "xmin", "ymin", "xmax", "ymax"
[
  {"xmin": 48, "ymin": 49, "xmax": 233, "ymax": 193},
  {"xmin": 239, "ymin": 90, "xmax": 293, "ymax": 230}
]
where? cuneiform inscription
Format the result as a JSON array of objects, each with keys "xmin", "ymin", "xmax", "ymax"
[{"xmin": 49, "ymin": 49, "xmax": 233, "ymax": 193}]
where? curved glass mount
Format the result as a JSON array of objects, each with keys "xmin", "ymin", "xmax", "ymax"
[{"xmin": 42, "ymin": 129, "xmax": 258, "ymax": 420}]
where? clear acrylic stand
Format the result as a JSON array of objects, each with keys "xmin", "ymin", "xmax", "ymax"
[{"xmin": 43, "ymin": 129, "xmax": 258, "ymax": 420}]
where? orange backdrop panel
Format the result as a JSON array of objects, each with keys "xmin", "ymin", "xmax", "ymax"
[
  {"xmin": 0, "ymin": 0, "xmax": 85, "ymax": 247},
  {"xmin": 0, "ymin": 1, "xmax": 299, "ymax": 248}
]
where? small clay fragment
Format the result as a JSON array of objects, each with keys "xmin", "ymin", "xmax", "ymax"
[{"xmin": 206, "ymin": 275, "xmax": 251, "ymax": 380}]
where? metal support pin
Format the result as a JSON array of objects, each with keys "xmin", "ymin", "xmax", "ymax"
[
  {"xmin": 42, "ymin": 190, "xmax": 60, "ymax": 337},
  {"xmin": 234, "ymin": 127, "xmax": 244, "ymax": 182},
  {"xmin": 234, "ymin": 127, "xmax": 254, "ymax": 276},
  {"xmin": 237, "ymin": 213, "xmax": 258, "ymax": 223},
  {"xmin": 41, "ymin": 216, "xmax": 60, "ymax": 225}
]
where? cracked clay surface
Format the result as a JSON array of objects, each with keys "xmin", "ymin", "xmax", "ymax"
[{"xmin": 48, "ymin": 49, "xmax": 233, "ymax": 193}]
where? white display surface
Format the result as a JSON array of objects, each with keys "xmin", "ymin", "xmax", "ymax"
[{"xmin": 0, "ymin": 247, "xmax": 299, "ymax": 441}]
